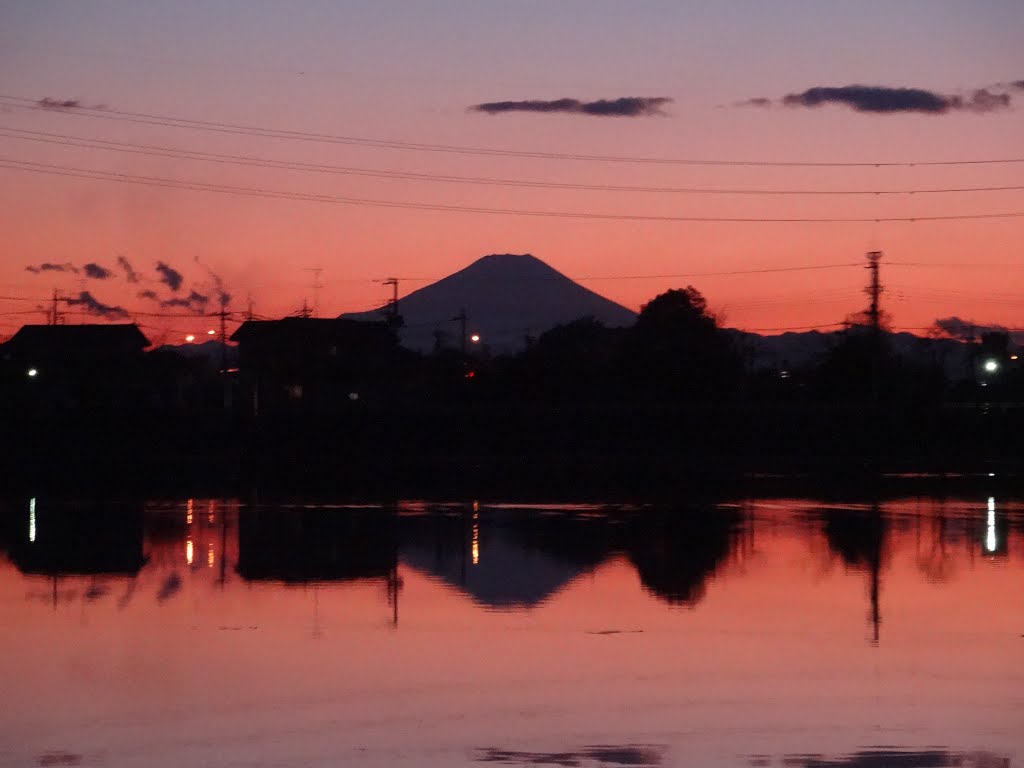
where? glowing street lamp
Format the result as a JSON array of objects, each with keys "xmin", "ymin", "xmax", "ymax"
[
  {"xmin": 185, "ymin": 334, "xmax": 195, "ymax": 343},
  {"xmin": 470, "ymin": 334, "xmax": 481, "ymax": 344},
  {"xmin": 983, "ymin": 359, "xmax": 999, "ymax": 373},
  {"xmin": 207, "ymin": 329, "xmax": 216, "ymax": 335},
  {"xmin": 26, "ymin": 368, "xmax": 38, "ymax": 378}
]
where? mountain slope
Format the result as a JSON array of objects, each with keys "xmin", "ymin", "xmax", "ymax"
[{"xmin": 340, "ymin": 253, "xmax": 637, "ymax": 352}]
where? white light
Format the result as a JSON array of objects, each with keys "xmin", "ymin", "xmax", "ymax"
[
  {"xmin": 983, "ymin": 359, "xmax": 999, "ymax": 373},
  {"xmin": 207, "ymin": 329, "xmax": 216, "ymax": 335},
  {"xmin": 29, "ymin": 497, "xmax": 36, "ymax": 542},
  {"xmin": 27, "ymin": 368, "xmax": 37, "ymax": 378},
  {"xmin": 986, "ymin": 497, "xmax": 997, "ymax": 553},
  {"xmin": 186, "ymin": 539, "xmax": 194, "ymax": 565},
  {"xmin": 470, "ymin": 334, "xmax": 481, "ymax": 343},
  {"xmin": 185, "ymin": 334, "xmax": 195, "ymax": 343}
]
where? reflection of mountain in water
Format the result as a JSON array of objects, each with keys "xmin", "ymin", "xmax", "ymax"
[
  {"xmin": 400, "ymin": 507, "xmax": 741, "ymax": 609},
  {"xmin": 236, "ymin": 507, "xmax": 398, "ymax": 583},
  {"xmin": 400, "ymin": 512, "xmax": 608, "ymax": 608},
  {"xmin": 4, "ymin": 500, "xmax": 145, "ymax": 576}
]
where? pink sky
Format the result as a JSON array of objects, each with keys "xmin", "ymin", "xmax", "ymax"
[{"xmin": 1, "ymin": 2, "xmax": 1021, "ymax": 342}]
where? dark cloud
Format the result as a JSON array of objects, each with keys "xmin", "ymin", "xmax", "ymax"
[
  {"xmin": 83, "ymin": 262, "xmax": 113, "ymax": 280},
  {"xmin": 932, "ymin": 316, "xmax": 1023, "ymax": 344},
  {"xmin": 117, "ymin": 255, "xmax": 140, "ymax": 283},
  {"xmin": 63, "ymin": 291, "xmax": 129, "ymax": 320},
  {"xmin": 155, "ymin": 261, "xmax": 183, "ymax": 292},
  {"xmin": 25, "ymin": 262, "xmax": 79, "ymax": 275},
  {"xmin": 778, "ymin": 748, "xmax": 1009, "ymax": 768},
  {"xmin": 783, "ymin": 85, "xmax": 951, "ymax": 113},
  {"xmin": 194, "ymin": 255, "xmax": 232, "ymax": 307},
  {"xmin": 476, "ymin": 745, "xmax": 664, "ymax": 766},
  {"xmin": 736, "ymin": 97, "xmax": 773, "ymax": 108},
  {"xmin": 161, "ymin": 290, "xmax": 210, "ymax": 314},
  {"xmin": 1013, "ymin": 80, "xmax": 1024, "ymax": 89},
  {"xmin": 954, "ymin": 88, "xmax": 1010, "ymax": 113},
  {"xmin": 137, "ymin": 289, "xmax": 159, "ymax": 301},
  {"xmin": 471, "ymin": 97, "xmax": 671, "ymax": 117},
  {"xmin": 740, "ymin": 84, "xmax": 1014, "ymax": 114},
  {"xmin": 37, "ymin": 97, "xmax": 81, "ymax": 110}
]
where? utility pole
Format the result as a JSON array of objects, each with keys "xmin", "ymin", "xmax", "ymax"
[
  {"xmin": 220, "ymin": 303, "xmax": 231, "ymax": 411},
  {"xmin": 864, "ymin": 251, "xmax": 884, "ymax": 456},
  {"xmin": 866, "ymin": 251, "xmax": 883, "ymax": 334},
  {"xmin": 451, "ymin": 308, "xmax": 467, "ymax": 357},
  {"xmin": 304, "ymin": 267, "xmax": 324, "ymax": 318},
  {"xmin": 382, "ymin": 278, "xmax": 399, "ymax": 323},
  {"xmin": 50, "ymin": 289, "xmax": 61, "ymax": 326}
]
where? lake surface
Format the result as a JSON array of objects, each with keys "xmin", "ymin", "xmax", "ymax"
[{"xmin": 1, "ymin": 494, "xmax": 1021, "ymax": 767}]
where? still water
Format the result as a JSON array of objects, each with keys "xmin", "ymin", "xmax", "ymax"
[{"xmin": 1, "ymin": 495, "xmax": 1021, "ymax": 767}]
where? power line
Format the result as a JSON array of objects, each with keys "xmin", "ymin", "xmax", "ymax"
[
  {"xmin": 888, "ymin": 261, "xmax": 1024, "ymax": 268},
  {"xmin": 3, "ymin": 93, "xmax": 1023, "ymax": 167},
  {"xmin": 3, "ymin": 158, "xmax": 1022, "ymax": 223},
  {"xmin": 4, "ymin": 126, "xmax": 1024, "ymax": 196}
]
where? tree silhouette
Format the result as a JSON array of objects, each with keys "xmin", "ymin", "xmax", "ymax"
[
  {"xmin": 617, "ymin": 287, "xmax": 743, "ymax": 402},
  {"xmin": 516, "ymin": 316, "xmax": 618, "ymax": 402}
]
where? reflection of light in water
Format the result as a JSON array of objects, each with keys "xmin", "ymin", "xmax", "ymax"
[
  {"xmin": 986, "ymin": 497, "xmax": 997, "ymax": 553},
  {"xmin": 186, "ymin": 539, "xmax": 194, "ymax": 565},
  {"xmin": 472, "ymin": 521, "xmax": 480, "ymax": 565},
  {"xmin": 186, "ymin": 498, "xmax": 193, "ymax": 526},
  {"xmin": 208, "ymin": 500, "xmax": 215, "ymax": 524},
  {"xmin": 28, "ymin": 497, "xmax": 36, "ymax": 543},
  {"xmin": 207, "ymin": 544, "xmax": 215, "ymax": 568}
]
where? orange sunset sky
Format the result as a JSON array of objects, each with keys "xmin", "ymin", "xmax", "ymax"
[{"xmin": 0, "ymin": 1, "xmax": 1022, "ymax": 343}]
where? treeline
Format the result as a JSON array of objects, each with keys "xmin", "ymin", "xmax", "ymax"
[{"xmin": 415, "ymin": 287, "xmax": 1020, "ymax": 407}]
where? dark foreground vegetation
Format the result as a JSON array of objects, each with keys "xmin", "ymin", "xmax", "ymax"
[{"xmin": 1, "ymin": 287, "xmax": 1021, "ymax": 495}]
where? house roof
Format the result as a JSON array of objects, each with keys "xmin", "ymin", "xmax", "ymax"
[
  {"xmin": 230, "ymin": 317, "xmax": 391, "ymax": 344},
  {"xmin": 3, "ymin": 324, "xmax": 150, "ymax": 353}
]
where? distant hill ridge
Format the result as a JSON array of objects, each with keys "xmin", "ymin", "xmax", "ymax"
[{"xmin": 339, "ymin": 253, "xmax": 638, "ymax": 352}]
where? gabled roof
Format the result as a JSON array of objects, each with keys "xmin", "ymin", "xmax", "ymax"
[
  {"xmin": 4, "ymin": 324, "xmax": 150, "ymax": 352},
  {"xmin": 230, "ymin": 317, "xmax": 391, "ymax": 344}
]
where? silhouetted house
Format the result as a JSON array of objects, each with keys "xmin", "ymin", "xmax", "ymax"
[
  {"xmin": 236, "ymin": 507, "xmax": 398, "ymax": 582},
  {"xmin": 230, "ymin": 318, "xmax": 400, "ymax": 414},
  {"xmin": 7, "ymin": 500, "xmax": 146, "ymax": 576},
  {"xmin": 145, "ymin": 347, "xmax": 217, "ymax": 410},
  {"xmin": 0, "ymin": 324, "xmax": 150, "ymax": 411}
]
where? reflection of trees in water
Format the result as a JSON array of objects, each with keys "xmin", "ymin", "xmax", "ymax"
[
  {"xmin": 624, "ymin": 509, "xmax": 741, "ymax": 607},
  {"xmin": 915, "ymin": 508, "xmax": 955, "ymax": 584},
  {"xmin": 823, "ymin": 508, "xmax": 886, "ymax": 570},
  {"xmin": 821, "ymin": 506, "xmax": 886, "ymax": 645}
]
